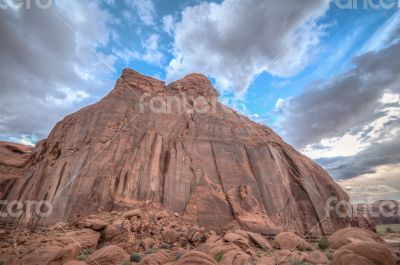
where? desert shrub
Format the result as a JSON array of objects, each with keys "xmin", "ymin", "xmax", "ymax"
[
  {"xmin": 214, "ymin": 251, "xmax": 224, "ymax": 263},
  {"xmin": 145, "ymin": 248, "xmax": 157, "ymax": 254},
  {"xmin": 326, "ymin": 251, "xmax": 333, "ymax": 260},
  {"xmin": 175, "ymin": 251, "xmax": 184, "ymax": 260},
  {"xmin": 130, "ymin": 253, "xmax": 142, "ymax": 263},
  {"xmin": 160, "ymin": 242, "xmax": 171, "ymax": 249},
  {"xmin": 0, "ymin": 260, "xmax": 3, "ymax": 265},
  {"xmin": 80, "ymin": 248, "xmax": 94, "ymax": 255},
  {"xmin": 386, "ymin": 227, "xmax": 393, "ymax": 233},
  {"xmin": 317, "ymin": 238, "xmax": 330, "ymax": 251}
]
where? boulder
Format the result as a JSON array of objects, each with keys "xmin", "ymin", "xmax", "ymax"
[
  {"xmin": 273, "ymin": 250, "xmax": 308, "ymax": 265},
  {"xmin": 256, "ymin": 256, "xmax": 275, "ymax": 265},
  {"xmin": 246, "ymin": 231, "xmax": 272, "ymax": 250},
  {"xmin": 332, "ymin": 241, "xmax": 396, "ymax": 265},
  {"xmin": 174, "ymin": 251, "xmax": 217, "ymax": 265},
  {"xmin": 187, "ymin": 226, "xmax": 207, "ymax": 244},
  {"xmin": 123, "ymin": 209, "xmax": 142, "ymax": 219},
  {"xmin": 84, "ymin": 245, "xmax": 129, "ymax": 265},
  {"xmin": 21, "ymin": 245, "xmax": 68, "ymax": 265},
  {"xmin": 139, "ymin": 250, "xmax": 174, "ymax": 265},
  {"xmin": 140, "ymin": 238, "xmax": 155, "ymax": 251},
  {"xmin": 103, "ymin": 219, "xmax": 131, "ymax": 241},
  {"xmin": 223, "ymin": 232, "xmax": 249, "ymax": 250},
  {"xmin": 83, "ymin": 219, "xmax": 108, "ymax": 230},
  {"xmin": 58, "ymin": 229, "xmax": 100, "ymax": 249},
  {"xmin": 329, "ymin": 227, "xmax": 384, "ymax": 249},
  {"xmin": 274, "ymin": 232, "xmax": 312, "ymax": 251},
  {"xmin": 162, "ymin": 229, "xmax": 179, "ymax": 244},
  {"xmin": 205, "ymin": 240, "xmax": 251, "ymax": 265},
  {"xmin": 305, "ymin": 250, "xmax": 328, "ymax": 264}
]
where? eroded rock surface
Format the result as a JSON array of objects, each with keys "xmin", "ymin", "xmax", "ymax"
[
  {"xmin": 0, "ymin": 68, "xmax": 349, "ymax": 235},
  {"xmin": 332, "ymin": 242, "xmax": 396, "ymax": 265}
]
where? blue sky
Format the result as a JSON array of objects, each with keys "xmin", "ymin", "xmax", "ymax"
[
  {"xmin": 92, "ymin": 0, "xmax": 398, "ymax": 126},
  {"xmin": 0, "ymin": 0, "xmax": 399, "ymax": 201}
]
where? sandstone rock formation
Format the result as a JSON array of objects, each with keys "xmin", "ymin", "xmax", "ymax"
[
  {"xmin": 0, "ymin": 141, "xmax": 32, "ymax": 199},
  {"xmin": 0, "ymin": 68, "xmax": 349, "ymax": 235},
  {"xmin": 329, "ymin": 227, "xmax": 384, "ymax": 249},
  {"xmin": 332, "ymin": 241, "xmax": 396, "ymax": 265}
]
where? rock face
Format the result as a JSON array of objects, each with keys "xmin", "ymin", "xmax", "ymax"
[
  {"xmin": 0, "ymin": 68, "xmax": 349, "ymax": 235},
  {"xmin": 0, "ymin": 141, "xmax": 32, "ymax": 199}
]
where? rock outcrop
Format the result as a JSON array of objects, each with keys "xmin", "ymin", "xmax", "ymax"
[
  {"xmin": 0, "ymin": 141, "xmax": 32, "ymax": 199},
  {"xmin": 0, "ymin": 68, "xmax": 349, "ymax": 235},
  {"xmin": 329, "ymin": 227, "xmax": 384, "ymax": 249}
]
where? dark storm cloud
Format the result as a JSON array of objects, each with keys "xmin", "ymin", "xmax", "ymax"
[
  {"xmin": 278, "ymin": 42, "xmax": 400, "ymax": 148},
  {"xmin": 0, "ymin": 2, "xmax": 115, "ymax": 142}
]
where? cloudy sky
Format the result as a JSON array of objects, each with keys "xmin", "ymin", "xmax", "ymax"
[{"xmin": 0, "ymin": 0, "xmax": 399, "ymax": 201}]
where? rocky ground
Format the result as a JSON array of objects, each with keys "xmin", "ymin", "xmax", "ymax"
[{"xmin": 0, "ymin": 203, "xmax": 398, "ymax": 265}]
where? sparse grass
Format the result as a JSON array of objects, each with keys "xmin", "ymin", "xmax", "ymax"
[
  {"xmin": 130, "ymin": 253, "xmax": 142, "ymax": 263},
  {"xmin": 377, "ymin": 224, "xmax": 400, "ymax": 234},
  {"xmin": 214, "ymin": 251, "xmax": 224, "ymax": 263},
  {"xmin": 317, "ymin": 238, "xmax": 330, "ymax": 251},
  {"xmin": 326, "ymin": 251, "xmax": 333, "ymax": 260}
]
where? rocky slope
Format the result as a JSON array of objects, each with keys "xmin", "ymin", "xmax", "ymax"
[
  {"xmin": 0, "ymin": 68, "xmax": 349, "ymax": 235},
  {"xmin": 0, "ymin": 206, "xmax": 397, "ymax": 265}
]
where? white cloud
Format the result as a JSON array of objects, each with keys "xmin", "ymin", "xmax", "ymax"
[
  {"xmin": 302, "ymin": 133, "xmax": 367, "ymax": 159},
  {"xmin": 113, "ymin": 48, "xmax": 141, "ymax": 64},
  {"xmin": 125, "ymin": 0, "xmax": 156, "ymax": 26},
  {"xmin": 142, "ymin": 34, "xmax": 164, "ymax": 65},
  {"xmin": 162, "ymin": 14, "xmax": 174, "ymax": 36},
  {"xmin": 274, "ymin": 98, "xmax": 286, "ymax": 112},
  {"xmin": 46, "ymin": 87, "xmax": 90, "ymax": 105},
  {"xmin": 360, "ymin": 9, "xmax": 400, "ymax": 53},
  {"xmin": 166, "ymin": 0, "xmax": 330, "ymax": 94}
]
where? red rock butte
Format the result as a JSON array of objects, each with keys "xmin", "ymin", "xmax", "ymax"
[{"xmin": 0, "ymin": 68, "xmax": 351, "ymax": 235}]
